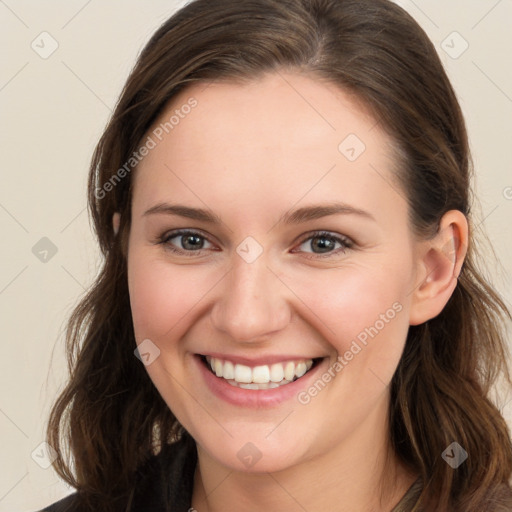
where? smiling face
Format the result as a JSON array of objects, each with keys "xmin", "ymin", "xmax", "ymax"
[{"xmin": 126, "ymin": 71, "xmax": 421, "ymax": 474}]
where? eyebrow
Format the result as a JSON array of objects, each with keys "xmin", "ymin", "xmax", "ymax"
[{"xmin": 143, "ymin": 201, "xmax": 375, "ymax": 225}]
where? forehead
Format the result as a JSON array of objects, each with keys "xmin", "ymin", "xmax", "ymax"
[
  {"xmin": 148, "ymin": 72, "xmax": 384, "ymax": 158},
  {"xmin": 132, "ymin": 71, "xmax": 405, "ymax": 225}
]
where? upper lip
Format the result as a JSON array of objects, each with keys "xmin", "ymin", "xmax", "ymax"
[{"xmin": 198, "ymin": 352, "xmax": 325, "ymax": 366}]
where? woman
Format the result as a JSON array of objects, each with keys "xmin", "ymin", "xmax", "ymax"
[{"xmin": 40, "ymin": 0, "xmax": 512, "ymax": 510}]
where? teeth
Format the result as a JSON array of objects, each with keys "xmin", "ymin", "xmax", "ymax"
[
  {"xmin": 223, "ymin": 360, "xmax": 235, "ymax": 380},
  {"xmin": 239, "ymin": 383, "xmax": 261, "ymax": 390},
  {"xmin": 234, "ymin": 364, "xmax": 252, "ymax": 383},
  {"xmin": 214, "ymin": 358, "xmax": 223, "ymax": 377},
  {"xmin": 295, "ymin": 361, "xmax": 307, "ymax": 378},
  {"xmin": 284, "ymin": 362, "xmax": 295, "ymax": 381},
  {"xmin": 205, "ymin": 356, "xmax": 315, "ymax": 389},
  {"xmin": 252, "ymin": 365, "xmax": 270, "ymax": 383},
  {"xmin": 269, "ymin": 363, "xmax": 284, "ymax": 382}
]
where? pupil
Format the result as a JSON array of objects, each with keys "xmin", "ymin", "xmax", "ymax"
[
  {"xmin": 313, "ymin": 236, "xmax": 334, "ymax": 253},
  {"xmin": 183, "ymin": 234, "xmax": 203, "ymax": 250}
]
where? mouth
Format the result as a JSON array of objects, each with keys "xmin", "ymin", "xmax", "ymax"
[{"xmin": 199, "ymin": 354, "xmax": 323, "ymax": 390}]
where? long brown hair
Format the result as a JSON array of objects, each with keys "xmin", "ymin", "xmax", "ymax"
[{"xmin": 46, "ymin": 0, "xmax": 512, "ymax": 510}]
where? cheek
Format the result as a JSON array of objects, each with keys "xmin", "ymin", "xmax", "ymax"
[
  {"xmin": 127, "ymin": 250, "xmax": 209, "ymax": 341},
  {"xmin": 295, "ymin": 264, "xmax": 410, "ymax": 343},
  {"xmin": 284, "ymin": 256, "xmax": 413, "ymax": 390},
  {"xmin": 127, "ymin": 251, "xmax": 209, "ymax": 409},
  {"xmin": 340, "ymin": 276, "xmax": 407, "ymax": 351}
]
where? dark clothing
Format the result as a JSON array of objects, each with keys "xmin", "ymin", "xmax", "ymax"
[
  {"xmin": 39, "ymin": 433, "xmax": 422, "ymax": 511},
  {"xmin": 39, "ymin": 433, "xmax": 197, "ymax": 512}
]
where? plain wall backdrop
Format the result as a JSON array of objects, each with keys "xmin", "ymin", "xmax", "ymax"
[{"xmin": 1, "ymin": 1, "xmax": 511, "ymax": 510}]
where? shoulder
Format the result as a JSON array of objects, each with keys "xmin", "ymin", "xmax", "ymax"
[
  {"xmin": 479, "ymin": 483, "xmax": 512, "ymax": 512},
  {"xmin": 391, "ymin": 477, "xmax": 423, "ymax": 512},
  {"xmin": 37, "ymin": 433, "xmax": 197, "ymax": 512},
  {"xmin": 38, "ymin": 492, "xmax": 83, "ymax": 512},
  {"xmin": 391, "ymin": 478, "xmax": 512, "ymax": 512}
]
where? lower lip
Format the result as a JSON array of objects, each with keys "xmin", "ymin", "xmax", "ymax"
[{"xmin": 195, "ymin": 355, "xmax": 327, "ymax": 408}]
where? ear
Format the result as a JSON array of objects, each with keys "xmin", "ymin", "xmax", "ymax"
[
  {"xmin": 112, "ymin": 212, "xmax": 121, "ymax": 236},
  {"xmin": 409, "ymin": 210, "xmax": 468, "ymax": 326}
]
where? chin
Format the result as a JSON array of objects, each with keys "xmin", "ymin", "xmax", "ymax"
[{"xmin": 192, "ymin": 427, "xmax": 312, "ymax": 474}]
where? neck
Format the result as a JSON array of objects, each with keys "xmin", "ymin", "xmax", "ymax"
[{"xmin": 191, "ymin": 397, "xmax": 417, "ymax": 512}]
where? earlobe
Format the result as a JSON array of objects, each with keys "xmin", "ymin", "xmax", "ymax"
[
  {"xmin": 409, "ymin": 210, "xmax": 468, "ymax": 326},
  {"xmin": 113, "ymin": 212, "xmax": 121, "ymax": 236}
]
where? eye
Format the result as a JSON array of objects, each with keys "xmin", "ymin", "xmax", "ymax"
[
  {"xmin": 157, "ymin": 229, "xmax": 353, "ymax": 259},
  {"xmin": 292, "ymin": 231, "xmax": 353, "ymax": 259},
  {"xmin": 159, "ymin": 229, "xmax": 215, "ymax": 256}
]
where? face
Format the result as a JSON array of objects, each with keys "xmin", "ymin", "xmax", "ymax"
[{"xmin": 127, "ymin": 71, "xmax": 421, "ymax": 473}]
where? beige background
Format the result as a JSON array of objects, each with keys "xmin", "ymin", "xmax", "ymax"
[{"xmin": 1, "ymin": 1, "xmax": 511, "ymax": 510}]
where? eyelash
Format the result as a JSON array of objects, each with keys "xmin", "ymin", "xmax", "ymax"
[{"xmin": 157, "ymin": 229, "xmax": 354, "ymax": 260}]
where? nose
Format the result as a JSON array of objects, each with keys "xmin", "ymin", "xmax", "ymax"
[{"xmin": 210, "ymin": 251, "xmax": 291, "ymax": 343}]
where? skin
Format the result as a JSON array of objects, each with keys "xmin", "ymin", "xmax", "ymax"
[{"xmin": 123, "ymin": 71, "xmax": 468, "ymax": 512}]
